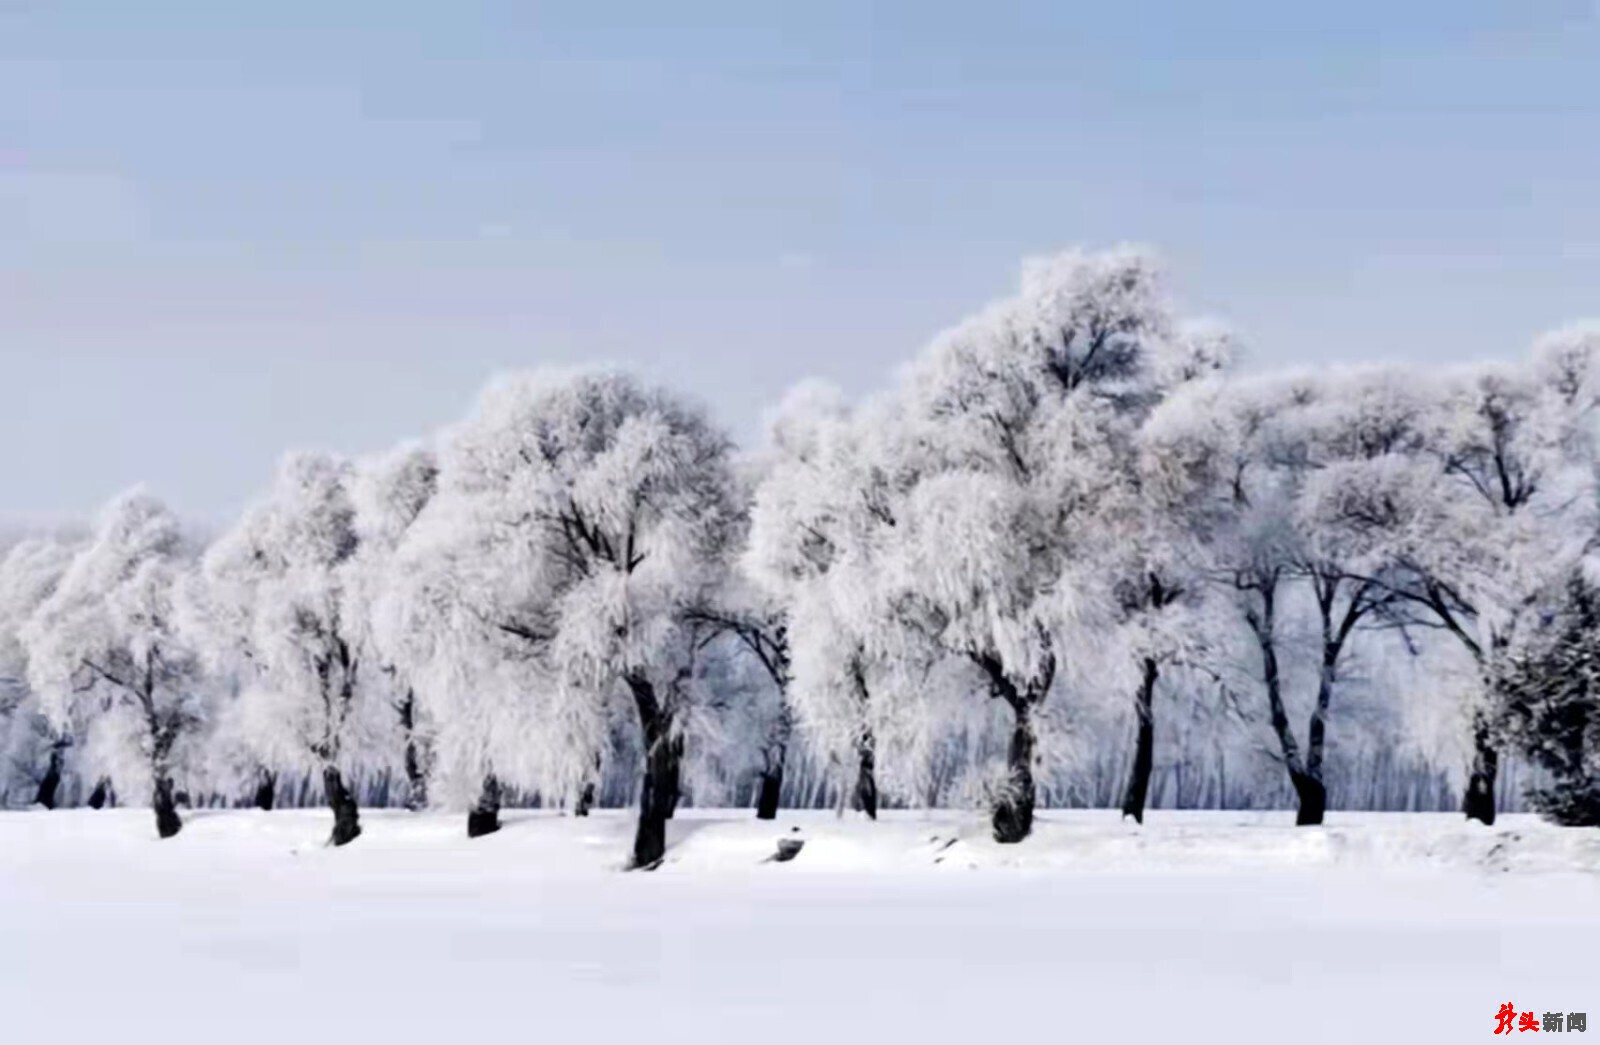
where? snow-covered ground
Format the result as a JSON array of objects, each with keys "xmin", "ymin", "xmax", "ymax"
[{"xmin": 2, "ymin": 809, "xmax": 1596, "ymax": 1043}]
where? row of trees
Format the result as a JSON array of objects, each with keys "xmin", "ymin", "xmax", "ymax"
[{"xmin": 3, "ymin": 247, "xmax": 1597, "ymax": 867}]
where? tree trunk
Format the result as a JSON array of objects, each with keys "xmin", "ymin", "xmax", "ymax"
[
  {"xmin": 87, "ymin": 777, "xmax": 111, "ymax": 810},
  {"xmin": 1464, "ymin": 718, "xmax": 1499, "ymax": 826},
  {"xmin": 322, "ymin": 766, "xmax": 361, "ymax": 846},
  {"xmin": 850, "ymin": 728, "xmax": 879, "ymax": 820},
  {"xmin": 467, "ymin": 773, "xmax": 502, "ymax": 837},
  {"xmin": 1120, "ymin": 657, "xmax": 1159, "ymax": 824},
  {"xmin": 152, "ymin": 775, "xmax": 182, "ymax": 839},
  {"xmin": 993, "ymin": 699, "xmax": 1036, "ymax": 843},
  {"xmin": 755, "ymin": 764, "xmax": 784, "ymax": 820},
  {"xmin": 1296, "ymin": 664, "xmax": 1334, "ymax": 828},
  {"xmin": 1291, "ymin": 769, "xmax": 1327, "ymax": 826},
  {"xmin": 253, "ymin": 769, "xmax": 276, "ymax": 811},
  {"xmin": 638, "ymin": 732, "xmax": 682, "ymax": 868},
  {"xmin": 1300, "ymin": 585, "xmax": 1345, "ymax": 828},
  {"xmin": 755, "ymin": 701, "xmax": 793, "ymax": 820},
  {"xmin": 628, "ymin": 675, "xmax": 680, "ymax": 870},
  {"xmin": 398, "ymin": 690, "xmax": 428, "ymax": 812},
  {"xmin": 847, "ymin": 658, "xmax": 878, "ymax": 820},
  {"xmin": 33, "ymin": 742, "xmax": 65, "ymax": 809},
  {"xmin": 574, "ymin": 752, "xmax": 601, "ymax": 817},
  {"xmin": 1247, "ymin": 574, "xmax": 1325, "ymax": 827}
]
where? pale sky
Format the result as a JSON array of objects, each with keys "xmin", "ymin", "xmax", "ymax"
[{"xmin": 4, "ymin": 1, "xmax": 1599, "ymax": 523}]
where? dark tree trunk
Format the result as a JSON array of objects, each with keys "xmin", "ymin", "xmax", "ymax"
[
  {"xmin": 846, "ymin": 658, "xmax": 878, "ymax": 820},
  {"xmin": 628, "ymin": 675, "xmax": 681, "ymax": 870},
  {"xmin": 852, "ymin": 729, "xmax": 879, "ymax": 819},
  {"xmin": 402, "ymin": 743, "xmax": 427, "ymax": 810},
  {"xmin": 1300, "ymin": 586, "xmax": 1343, "ymax": 828},
  {"xmin": 398, "ymin": 690, "xmax": 428, "ymax": 812},
  {"xmin": 253, "ymin": 769, "xmax": 276, "ymax": 811},
  {"xmin": 322, "ymin": 766, "xmax": 361, "ymax": 846},
  {"xmin": 969, "ymin": 646, "xmax": 1053, "ymax": 845},
  {"xmin": 467, "ymin": 774, "xmax": 502, "ymax": 838},
  {"xmin": 1464, "ymin": 719, "xmax": 1499, "ymax": 826},
  {"xmin": 755, "ymin": 764, "xmax": 784, "ymax": 820},
  {"xmin": 1294, "ymin": 568, "xmax": 1367, "ymax": 828},
  {"xmin": 1295, "ymin": 662, "xmax": 1334, "ymax": 827},
  {"xmin": 634, "ymin": 732, "xmax": 682, "ymax": 869},
  {"xmin": 1291, "ymin": 769, "xmax": 1327, "ymax": 826},
  {"xmin": 33, "ymin": 742, "xmax": 65, "ymax": 809},
  {"xmin": 1120, "ymin": 657, "xmax": 1159, "ymax": 824},
  {"xmin": 755, "ymin": 698, "xmax": 793, "ymax": 820},
  {"xmin": 152, "ymin": 775, "xmax": 182, "ymax": 839},
  {"xmin": 993, "ymin": 699, "xmax": 1036, "ymax": 844},
  {"xmin": 574, "ymin": 752, "xmax": 601, "ymax": 817},
  {"xmin": 1247, "ymin": 572, "xmax": 1327, "ymax": 828},
  {"xmin": 87, "ymin": 777, "xmax": 111, "ymax": 810}
]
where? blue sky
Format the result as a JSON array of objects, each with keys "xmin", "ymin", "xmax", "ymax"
[{"xmin": 4, "ymin": 1, "xmax": 1599, "ymax": 520}]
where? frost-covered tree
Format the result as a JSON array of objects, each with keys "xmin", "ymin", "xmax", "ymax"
[
  {"xmin": 686, "ymin": 576, "xmax": 794, "ymax": 820},
  {"xmin": 384, "ymin": 369, "xmax": 742, "ymax": 866},
  {"xmin": 1419, "ymin": 366, "xmax": 1555, "ymax": 825},
  {"xmin": 1343, "ymin": 331, "xmax": 1600, "ymax": 823},
  {"xmin": 873, "ymin": 246, "xmax": 1178, "ymax": 841},
  {"xmin": 347, "ymin": 441, "xmax": 440, "ymax": 811},
  {"xmin": 375, "ymin": 412, "xmax": 593, "ymax": 837},
  {"xmin": 1443, "ymin": 335, "xmax": 1598, "ymax": 823},
  {"xmin": 374, "ymin": 473, "xmax": 570, "ymax": 838},
  {"xmin": 191, "ymin": 453, "xmax": 381, "ymax": 845},
  {"xmin": 0, "ymin": 535, "xmax": 81, "ymax": 807},
  {"xmin": 745, "ymin": 381, "xmax": 902, "ymax": 821},
  {"xmin": 1146, "ymin": 369, "xmax": 1480, "ymax": 827},
  {"xmin": 20, "ymin": 491, "xmax": 208, "ymax": 837},
  {"xmin": 1113, "ymin": 320, "xmax": 1235, "ymax": 823},
  {"xmin": 726, "ymin": 616, "xmax": 793, "ymax": 821},
  {"xmin": 689, "ymin": 452, "xmax": 806, "ymax": 821},
  {"xmin": 1491, "ymin": 567, "xmax": 1600, "ymax": 825},
  {"xmin": 1147, "ymin": 374, "xmax": 1300, "ymax": 816},
  {"xmin": 1274, "ymin": 368, "xmax": 1440, "ymax": 823}
]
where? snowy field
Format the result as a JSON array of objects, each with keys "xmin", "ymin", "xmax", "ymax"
[{"xmin": 2, "ymin": 809, "xmax": 1597, "ymax": 1044}]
